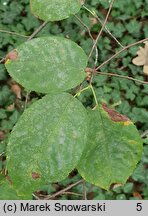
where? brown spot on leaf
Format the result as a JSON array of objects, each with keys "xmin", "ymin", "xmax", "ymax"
[
  {"xmin": 102, "ymin": 103, "xmax": 130, "ymax": 122},
  {"xmin": 5, "ymin": 50, "xmax": 18, "ymax": 63},
  {"xmin": 32, "ymin": 172, "xmax": 41, "ymax": 180}
]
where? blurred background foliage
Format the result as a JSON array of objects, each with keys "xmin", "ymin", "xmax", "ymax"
[{"xmin": 0, "ymin": 0, "xmax": 148, "ymax": 200}]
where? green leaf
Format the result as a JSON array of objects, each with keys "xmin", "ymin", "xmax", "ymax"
[
  {"xmin": 126, "ymin": 20, "xmax": 141, "ymax": 35},
  {"xmin": 5, "ymin": 36, "xmax": 87, "ymax": 93},
  {"xmin": 132, "ymin": 163, "xmax": 146, "ymax": 183},
  {"xmin": 30, "ymin": 0, "xmax": 82, "ymax": 21},
  {"xmin": 0, "ymin": 109, "xmax": 7, "ymax": 119},
  {"xmin": 0, "ymin": 141, "xmax": 6, "ymax": 155},
  {"xmin": 116, "ymin": 194, "xmax": 127, "ymax": 200},
  {"xmin": 0, "ymin": 65, "xmax": 7, "ymax": 81},
  {"xmin": 122, "ymin": 182, "xmax": 134, "ymax": 194},
  {"xmin": 77, "ymin": 105, "xmax": 143, "ymax": 190},
  {"xmin": 0, "ymin": 174, "xmax": 21, "ymax": 200},
  {"xmin": 7, "ymin": 93, "xmax": 88, "ymax": 198}
]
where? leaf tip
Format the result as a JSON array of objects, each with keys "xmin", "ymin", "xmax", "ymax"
[{"xmin": 5, "ymin": 49, "xmax": 18, "ymax": 64}]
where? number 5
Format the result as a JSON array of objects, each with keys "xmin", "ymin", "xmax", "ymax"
[{"xmin": 136, "ymin": 203, "xmax": 142, "ymax": 211}]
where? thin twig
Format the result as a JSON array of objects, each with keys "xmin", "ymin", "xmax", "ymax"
[
  {"xmin": 95, "ymin": 16, "xmax": 124, "ymax": 48},
  {"xmin": 32, "ymin": 193, "xmax": 40, "ymax": 200},
  {"xmin": 83, "ymin": 5, "xmax": 124, "ymax": 48},
  {"xmin": 0, "ymin": 152, "xmax": 5, "ymax": 157},
  {"xmin": 33, "ymin": 191, "xmax": 83, "ymax": 200},
  {"xmin": 85, "ymin": 67, "xmax": 148, "ymax": 85},
  {"xmin": 24, "ymin": 91, "xmax": 30, "ymax": 110},
  {"xmin": 27, "ymin": 21, "xmax": 49, "ymax": 41},
  {"xmin": 0, "ymin": 57, "xmax": 5, "ymax": 64},
  {"xmin": 43, "ymin": 179, "xmax": 84, "ymax": 200},
  {"xmin": 96, "ymin": 38, "xmax": 148, "ymax": 70},
  {"xmin": 74, "ymin": 14, "xmax": 93, "ymax": 41},
  {"xmin": 97, "ymin": 72, "xmax": 148, "ymax": 85},
  {"xmin": 88, "ymin": 0, "xmax": 115, "ymax": 60},
  {"xmin": 0, "ymin": 21, "xmax": 49, "ymax": 64},
  {"xmin": 141, "ymin": 130, "xmax": 148, "ymax": 138},
  {"xmin": 74, "ymin": 15, "xmax": 98, "ymax": 66},
  {"xmin": 0, "ymin": 29, "xmax": 28, "ymax": 38},
  {"xmin": 82, "ymin": 180, "xmax": 87, "ymax": 200}
]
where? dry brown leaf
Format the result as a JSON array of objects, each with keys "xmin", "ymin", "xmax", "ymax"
[
  {"xmin": 133, "ymin": 191, "xmax": 142, "ymax": 199},
  {"xmin": 11, "ymin": 84, "xmax": 21, "ymax": 99},
  {"xmin": 144, "ymin": 65, "xmax": 148, "ymax": 75},
  {"xmin": 0, "ymin": 130, "xmax": 6, "ymax": 140},
  {"xmin": 7, "ymin": 103, "xmax": 15, "ymax": 111},
  {"xmin": 90, "ymin": 17, "xmax": 98, "ymax": 26},
  {"xmin": 132, "ymin": 41, "xmax": 148, "ymax": 75}
]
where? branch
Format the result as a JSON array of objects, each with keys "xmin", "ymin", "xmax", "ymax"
[
  {"xmin": 0, "ymin": 21, "xmax": 49, "ymax": 41},
  {"xmin": 0, "ymin": 57, "xmax": 5, "ymax": 64},
  {"xmin": 24, "ymin": 91, "xmax": 30, "ymax": 110},
  {"xmin": 74, "ymin": 14, "xmax": 93, "ymax": 41},
  {"xmin": 0, "ymin": 29, "xmax": 28, "ymax": 38},
  {"xmin": 43, "ymin": 179, "xmax": 83, "ymax": 200},
  {"xmin": 82, "ymin": 180, "xmax": 87, "ymax": 200},
  {"xmin": 85, "ymin": 68, "xmax": 148, "ymax": 85},
  {"xmin": 0, "ymin": 21, "xmax": 49, "ymax": 64},
  {"xmin": 141, "ymin": 130, "xmax": 148, "ymax": 138},
  {"xmin": 88, "ymin": 0, "xmax": 115, "ymax": 60},
  {"xmin": 83, "ymin": 5, "xmax": 124, "ymax": 48},
  {"xmin": 27, "ymin": 21, "xmax": 49, "ymax": 41},
  {"xmin": 96, "ymin": 38, "xmax": 148, "ymax": 70},
  {"xmin": 74, "ymin": 15, "xmax": 98, "ymax": 66}
]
